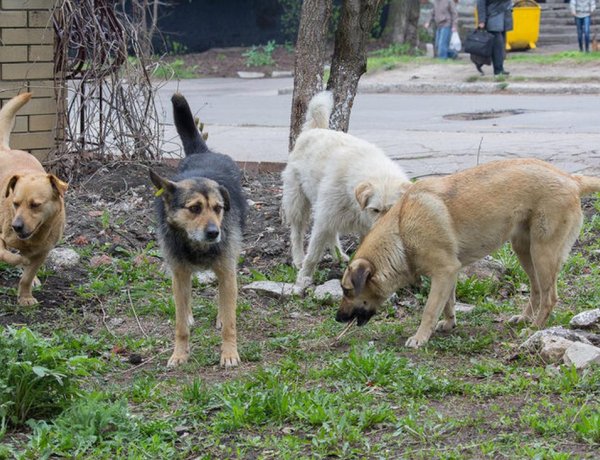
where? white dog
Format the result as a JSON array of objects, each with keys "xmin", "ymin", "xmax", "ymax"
[{"xmin": 282, "ymin": 91, "xmax": 410, "ymax": 288}]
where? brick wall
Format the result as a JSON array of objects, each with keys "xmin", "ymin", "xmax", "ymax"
[{"xmin": 0, "ymin": 0, "xmax": 56, "ymax": 160}]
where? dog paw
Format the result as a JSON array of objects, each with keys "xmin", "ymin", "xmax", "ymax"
[
  {"xmin": 18, "ymin": 295, "xmax": 38, "ymax": 306},
  {"xmin": 405, "ymin": 334, "xmax": 429, "ymax": 348},
  {"xmin": 32, "ymin": 276, "xmax": 41, "ymax": 288},
  {"xmin": 220, "ymin": 348, "xmax": 240, "ymax": 368},
  {"xmin": 167, "ymin": 351, "xmax": 189, "ymax": 367},
  {"xmin": 215, "ymin": 315, "xmax": 223, "ymax": 330},
  {"xmin": 295, "ymin": 276, "xmax": 313, "ymax": 290},
  {"xmin": 187, "ymin": 313, "xmax": 195, "ymax": 328},
  {"xmin": 435, "ymin": 319, "xmax": 456, "ymax": 332}
]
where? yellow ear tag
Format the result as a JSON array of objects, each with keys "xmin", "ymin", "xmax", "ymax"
[{"xmin": 154, "ymin": 187, "xmax": 165, "ymax": 197}]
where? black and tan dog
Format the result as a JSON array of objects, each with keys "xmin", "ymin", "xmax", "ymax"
[
  {"xmin": 336, "ymin": 159, "xmax": 600, "ymax": 348},
  {"xmin": 150, "ymin": 93, "xmax": 246, "ymax": 367},
  {"xmin": 0, "ymin": 93, "xmax": 68, "ymax": 306}
]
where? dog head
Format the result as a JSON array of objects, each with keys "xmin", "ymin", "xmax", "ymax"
[
  {"xmin": 355, "ymin": 179, "xmax": 410, "ymax": 222},
  {"xmin": 150, "ymin": 170, "xmax": 230, "ymax": 244},
  {"xmin": 5, "ymin": 173, "xmax": 68, "ymax": 240},
  {"xmin": 336, "ymin": 258, "xmax": 386, "ymax": 326}
]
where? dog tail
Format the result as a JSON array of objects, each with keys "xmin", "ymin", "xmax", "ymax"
[
  {"xmin": 302, "ymin": 91, "xmax": 333, "ymax": 131},
  {"xmin": 0, "ymin": 92, "xmax": 32, "ymax": 150},
  {"xmin": 172, "ymin": 92, "xmax": 209, "ymax": 155},
  {"xmin": 574, "ymin": 174, "xmax": 600, "ymax": 196}
]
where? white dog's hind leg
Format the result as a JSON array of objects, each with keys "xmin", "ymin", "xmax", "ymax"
[
  {"xmin": 281, "ymin": 169, "xmax": 310, "ymax": 268},
  {"xmin": 329, "ymin": 234, "xmax": 349, "ymax": 263},
  {"xmin": 296, "ymin": 219, "xmax": 335, "ymax": 288}
]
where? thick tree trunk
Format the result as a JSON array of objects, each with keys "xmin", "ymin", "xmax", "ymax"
[
  {"xmin": 288, "ymin": 0, "xmax": 332, "ymax": 151},
  {"xmin": 326, "ymin": 0, "xmax": 382, "ymax": 132},
  {"xmin": 381, "ymin": 0, "xmax": 420, "ymax": 48}
]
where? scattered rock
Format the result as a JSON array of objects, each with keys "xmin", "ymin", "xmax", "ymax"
[
  {"xmin": 569, "ymin": 309, "xmax": 600, "ymax": 330},
  {"xmin": 237, "ymin": 71, "xmax": 265, "ymax": 79},
  {"xmin": 129, "ymin": 354, "xmax": 143, "ymax": 365},
  {"xmin": 459, "ymin": 256, "xmax": 505, "ymax": 282},
  {"xmin": 538, "ymin": 336, "xmax": 575, "ymax": 363},
  {"xmin": 271, "ymin": 70, "xmax": 293, "ymax": 78},
  {"xmin": 574, "ymin": 330, "xmax": 600, "ymax": 346},
  {"xmin": 46, "ymin": 247, "xmax": 81, "ymax": 269},
  {"xmin": 520, "ymin": 326, "xmax": 592, "ymax": 352},
  {"xmin": 563, "ymin": 342, "xmax": 600, "ymax": 370},
  {"xmin": 455, "ymin": 302, "xmax": 475, "ymax": 313},
  {"xmin": 243, "ymin": 281, "xmax": 303, "ymax": 298},
  {"xmin": 312, "ymin": 279, "xmax": 343, "ymax": 305},
  {"xmin": 108, "ymin": 317, "xmax": 125, "ymax": 328},
  {"xmin": 196, "ymin": 271, "xmax": 217, "ymax": 285}
]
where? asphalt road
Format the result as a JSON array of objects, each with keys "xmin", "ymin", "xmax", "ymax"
[{"xmin": 156, "ymin": 78, "xmax": 600, "ymax": 178}]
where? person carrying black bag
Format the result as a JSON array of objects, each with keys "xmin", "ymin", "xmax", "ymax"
[{"xmin": 477, "ymin": 0, "xmax": 513, "ymax": 76}]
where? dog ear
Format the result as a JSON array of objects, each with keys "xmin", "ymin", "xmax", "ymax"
[
  {"xmin": 5, "ymin": 175, "xmax": 20, "ymax": 198},
  {"xmin": 48, "ymin": 174, "xmax": 68, "ymax": 197},
  {"xmin": 349, "ymin": 259, "xmax": 373, "ymax": 296},
  {"xmin": 149, "ymin": 170, "xmax": 175, "ymax": 198},
  {"xmin": 218, "ymin": 185, "xmax": 231, "ymax": 211},
  {"xmin": 355, "ymin": 181, "xmax": 374, "ymax": 210}
]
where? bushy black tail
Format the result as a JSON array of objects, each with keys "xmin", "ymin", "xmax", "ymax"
[{"xmin": 172, "ymin": 93, "xmax": 209, "ymax": 155}]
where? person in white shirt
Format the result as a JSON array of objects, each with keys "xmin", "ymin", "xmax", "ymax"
[{"xmin": 570, "ymin": 0, "xmax": 597, "ymax": 52}]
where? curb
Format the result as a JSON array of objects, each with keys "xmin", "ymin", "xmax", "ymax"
[{"xmin": 278, "ymin": 82, "xmax": 600, "ymax": 95}]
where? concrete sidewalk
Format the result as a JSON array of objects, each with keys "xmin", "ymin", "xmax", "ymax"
[{"xmin": 157, "ymin": 55, "xmax": 600, "ymax": 178}]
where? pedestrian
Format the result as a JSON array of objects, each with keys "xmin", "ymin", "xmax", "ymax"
[
  {"xmin": 476, "ymin": 0, "xmax": 513, "ymax": 76},
  {"xmin": 425, "ymin": 0, "xmax": 459, "ymax": 59},
  {"xmin": 570, "ymin": 0, "xmax": 596, "ymax": 52}
]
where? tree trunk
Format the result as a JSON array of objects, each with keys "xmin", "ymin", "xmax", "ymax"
[
  {"xmin": 326, "ymin": 0, "xmax": 382, "ymax": 132},
  {"xmin": 288, "ymin": 0, "xmax": 332, "ymax": 151},
  {"xmin": 381, "ymin": 0, "xmax": 420, "ymax": 48}
]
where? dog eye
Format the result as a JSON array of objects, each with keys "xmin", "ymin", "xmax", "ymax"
[
  {"xmin": 30, "ymin": 202, "xmax": 41, "ymax": 209},
  {"xmin": 188, "ymin": 204, "xmax": 202, "ymax": 214},
  {"xmin": 213, "ymin": 204, "xmax": 223, "ymax": 213},
  {"xmin": 371, "ymin": 208, "xmax": 381, "ymax": 213},
  {"xmin": 13, "ymin": 202, "xmax": 20, "ymax": 209}
]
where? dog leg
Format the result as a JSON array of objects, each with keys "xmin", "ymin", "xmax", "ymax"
[
  {"xmin": 0, "ymin": 239, "xmax": 30, "ymax": 267},
  {"xmin": 214, "ymin": 260, "xmax": 240, "ymax": 368},
  {"xmin": 406, "ymin": 271, "xmax": 458, "ymax": 348},
  {"xmin": 296, "ymin": 221, "xmax": 335, "ymax": 288},
  {"xmin": 281, "ymin": 170, "xmax": 310, "ymax": 268},
  {"xmin": 436, "ymin": 285, "xmax": 457, "ymax": 332},
  {"xmin": 17, "ymin": 256, "xmax": 44, "ymax": 306},
  {"xmin": 508, "ymin": 232, "xmax": 539, "ymax": 324},
  {"xmin": 330, "ymin": 234, "xmax": 350, "ymax": 263},
  {"xmin": 168, "ymin": 265, "xmax": 193, "ymax": 367}
]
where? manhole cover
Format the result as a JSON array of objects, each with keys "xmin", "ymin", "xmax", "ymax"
[{"xmin": 444, "ymin": 109, "xmax": 528, "ymax": 121}]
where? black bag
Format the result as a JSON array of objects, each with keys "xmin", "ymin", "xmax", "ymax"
[{"xmin": 464, "ymin": 29, "xmax": 495, "ymax": 58}]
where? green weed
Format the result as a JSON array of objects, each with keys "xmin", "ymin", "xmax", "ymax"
[{"xmin": 243, "ymin": 41, "xmax": 277, "ymax": 67}]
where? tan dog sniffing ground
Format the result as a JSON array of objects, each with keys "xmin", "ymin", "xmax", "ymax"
[
  {"xmin": 0, "ymin": 92, "xmax": 68, "ymax": 306},
  {"xmin": 336, "ymin": 159, "xmax": 600, "ymax": 348}
]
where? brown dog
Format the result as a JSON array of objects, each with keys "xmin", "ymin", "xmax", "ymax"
[
  {"xmin": 336, "ymin": 159, "xmax": 600, "ymax": 348},
  {"xmin": 0, "ymin": 93, "xmax": 68, "ymax": 306}
]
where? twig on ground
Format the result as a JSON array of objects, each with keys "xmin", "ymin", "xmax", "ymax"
[
  {"xmin": 127, "ymin": 289, "xmax": 148, "ymax": 338},
  {"xmin": 334, "ymin": 317, "xmax": 357, "ymax": 342}
]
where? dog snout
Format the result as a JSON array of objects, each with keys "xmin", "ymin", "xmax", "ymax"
[
  {"xmin": 12, "ymin": 218, "xmax": 25, "ymax": 235},
  {"xmin": 205, "ymin": 223, "xmax": 220, "ymax": 241},
  {"xmin": 335, "ymin": 307, "xmax": 375, "ymax": 326}
]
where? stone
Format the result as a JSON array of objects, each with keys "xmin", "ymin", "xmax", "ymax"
[
  {"xmin": 243, "ymin": 281, "xmax": 303, "ymax": 298},
  {"xmin": 538, "ymin": 336, "xmax": 575, "ymax": 363},
  {"xmin": 271, "ymin": 70, "xmax": 293, "ymax": 78},
  {"xmin": 196, "ymin": 271, "xmax": 217, "ymax": 285},
  {"xmin": 520, "ymin": 326, "xmax": 592, "ymax": 352},
  {"xmin": 312, "ymin": 279, "xmax": 343, "ymax": 305},
  {"xmin": 455, "ymin": 302, "xmax": 475, "ymax": 313},
  {"xmin": 237, "ymin": 71, "xmax": 265, "ymax": 79},
  {"xmin": 563, "ymin": 342, "xmax": 600, "ymax": 370},
  {"xmin": 459, "ymin": 256, "xmax": 505, "ymax": 282},
  {"xmin": 569, "ymin": 309, "xmax": 600, "ymax": 330},
  {"xmin": 46, "ymin": 247, "xmax": 80, "ymax": 269},
  {"xmin": 425, "ymin": 43, "xmax": 434, "ymax": 58}
]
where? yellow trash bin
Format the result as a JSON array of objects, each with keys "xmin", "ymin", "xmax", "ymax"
[
  {"xmin": 507, "ymin": 0, "xmax": 541, "ymax": 50},
  {"xmin": 474, "ymin": 0, "xmax": 541, "ymax": 51}
]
